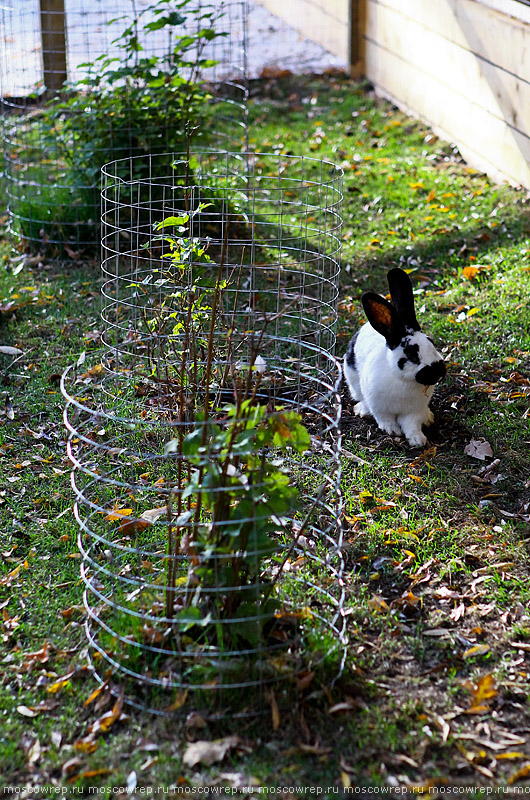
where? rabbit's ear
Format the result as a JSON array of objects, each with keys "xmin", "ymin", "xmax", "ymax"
[
  {"xmin": 362, "ymin": 292, "xmax": 405, "ymax": 349},
  {"xmin": 387, "ymin": 268, "xmax": 420, "ymax": 331}
]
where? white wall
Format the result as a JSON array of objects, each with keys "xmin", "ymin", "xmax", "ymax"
[{"xmin": 257, "ymin": 0, "xmax": 351, "ymax": 66}]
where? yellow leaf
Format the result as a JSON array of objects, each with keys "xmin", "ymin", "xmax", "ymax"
[
  {"xmin": 358, "ymin": 490, "xmax": 373, "ymax": 504},
  {"xmin": 508, "ymin": 764, "xmax": 530, "ymax": 784},
  {"xmin": 46, "ymin": 673, "xmax": 74, "ymax": 694},
  {"xmin": 462, "ymin": 266, "xmax": 480, "ymax": 280},
  {"xmin": 467, "ymin": 307, "xmax": 480, "ymax": 317},
  {"xmin": 497, "ymin": 752, "xmax": 526, "ymax": 760},
  {"xmin": 81, "ymin": 364, "xmax": 103, "ymax": 379},
  {"xmin": 341, "ymin": 771, "xmax": 352, "ymax": 788},
  {"xmin": 73, "ymin": 738, "xmax": 98, "ymax": 754},
  {"xmin": 0, "ymin": 564, "xmax": 22, "ymax": 584},
  {"xmin": 83, "ymin": 681, "xmax": 108, "ymax": 707},
  {"xmin": 93, "ymin": 691, "xmax": 124, "ymax": 733},
  {"xmin": 167, "ymin": 689, "xmax": 188, "ymax": 712},
  {"xmin": 403, "ymin": 591, "xmax": 421, "ymax": 607},
  {"xmin": 103, "ymin": 507, "xmax": 133, "ymax": 522},
  {"xmin": 463, "ymin": 644, "xmax": 490, "ymax": 658},
  {"xmin": 368, "ymin": 595, "xmax": 388, "ymax": 613},
  {"xmin": 473, "ymin": 673, "xmax": 498, "ymax": 702},
  {"xmin": 79, "ymin": 769, "xmax": 111, "ymax": 779},
  {"xmin": 465, "ymin": 704, "xmax": 490, "ymax": 715}
]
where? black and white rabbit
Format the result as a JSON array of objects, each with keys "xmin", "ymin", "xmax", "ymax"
[{"xmin": 343, "ymin": 267, "xmax": 446, "ymax": 447}]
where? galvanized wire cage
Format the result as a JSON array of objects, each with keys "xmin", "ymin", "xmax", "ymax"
[
  {"xmin": 61, "ymin": 150, "xmax": 345, "ymax": 716},
  {"xmin": 1, "ymin": 0, "xmax": 248, "ymax": 257}
]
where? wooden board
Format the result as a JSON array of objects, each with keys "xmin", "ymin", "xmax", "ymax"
[
  {"xmin": 40, "ymin": 0, "xmax": 67, "ymax": 94},
  {"xmin": 367, "ymin": 0, "xmax": 530, "ymax": 80},
  {"xmin": 366, "ymin": 1, "xmax": 530, "ymax": 134},
  {"xmin": 365, "ymin": 42, "xmax": 530, "ymax": 186},
  {"xmin": 364, "ymin": 0, "xmax": 530, "ymax": 187}
]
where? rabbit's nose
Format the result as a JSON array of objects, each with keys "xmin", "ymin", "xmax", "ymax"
[{"xmin": 415, "ymin": 361, "xmax": 446, "ymax": 386}]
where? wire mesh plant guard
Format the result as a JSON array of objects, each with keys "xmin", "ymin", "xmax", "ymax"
[
  {"xmin": 61, "ymin": 150, "xmax": 346, "ymax": 716},
  {"xmin": 0, "ymin": 0, "xmax": 248, "ymax": 258}
]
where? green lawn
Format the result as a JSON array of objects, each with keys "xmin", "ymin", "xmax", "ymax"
[{"xmin": 1, "ymin": 74, "xmax": 529, "ymax": 791}]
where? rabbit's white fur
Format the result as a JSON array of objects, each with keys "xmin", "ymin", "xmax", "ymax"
[
  {"xmin": 343, "ymin": 268, "xmax": 445, "ymax": 447},
  {"xmin": 344, "ymin": 326, "xmax": 438, "ymax": 447}
]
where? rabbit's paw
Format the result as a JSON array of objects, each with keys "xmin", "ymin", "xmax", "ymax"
[
  {"xmin": 398, "ymin": 414, "xmax": 428, "ymax": 448},
  {"xmin": 376, "ymin": 417, "xmax": 401, "ymax": 437},
  {"xmin": 406, "ymin": 431, "xmax": 428, "ymax": 448},
  {"xmin": 354, "ymin": 401, "xmax": 370, "ymax": 418}
]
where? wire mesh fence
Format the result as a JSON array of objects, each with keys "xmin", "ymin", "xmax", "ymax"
[
  {"xmin": 1, "ymin": 0, "xmax": 248, "ymax": 257},
  {"xmin": 61, "ymin": 150, "xmax": 346, "ymax": 716}
]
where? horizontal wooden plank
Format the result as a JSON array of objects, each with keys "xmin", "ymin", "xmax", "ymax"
[
  {"xmin": 365, "ymin": 40, "xmax": 530, "ymax": 186},
  {"xmin": 365, "ymin": 0, "xmax": 530, "ymax": 136},
  {"xmin": 257, "ymin": 0, "xmax": 350, "ymax": 64},
  {"xmin": 457, "ymin": 0, "xmax": 530, "ymax": 27},
  {"xmin": 367, "ymin": 0, "xmax": 530, "ymax": 83}
]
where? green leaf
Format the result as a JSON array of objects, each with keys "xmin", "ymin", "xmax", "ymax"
[
  {"xmin": 155, "ymin": 215, "xmax": 189, "ymax": 230},
  {"xmin": 174, "ymin": 607, "xmax": 211, "ymax": 631}
]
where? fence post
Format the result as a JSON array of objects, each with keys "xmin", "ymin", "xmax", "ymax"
[
  {"xmin": 349, "ymin": 0, "xmax": 366, "ymax": 78},
  {"xmin": 40, "ymin": 0, "xmax": 67, "ymax": 94}
]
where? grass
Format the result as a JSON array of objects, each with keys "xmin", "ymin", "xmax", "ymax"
[{"xmin": 1, "ymin": 73, "xmax": 530, "ymax": 790}]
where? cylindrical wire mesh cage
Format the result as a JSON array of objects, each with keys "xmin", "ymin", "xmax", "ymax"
[
  {"xmin": 61, "ymin": 151, "xmax": 345, "ymax": 717},
  {"xmin": 1, "ymin": 0, "xmax": 248, "ymax": 258}
]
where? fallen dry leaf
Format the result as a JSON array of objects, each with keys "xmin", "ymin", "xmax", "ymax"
[
  {"xmin": 328, "ymin": 700, "xmax": 356, "ymax": 715},
  {"xmin": 103, "ymin": 507, "xmax": 133, "ymax": 522},
  {"xmin": 464, "ymin": 705, "xmax": 490, "ymax": 715},
  {"xmin": 91, "ymin": 690, "xmax": 124, "ymax": 734},
  {"xmin": 83, "ymin": 681, "xmax": 109, "ymax": 707},
  {"xmin": 296, "ymin": 742, "xmax": 332, "ymax": 755},
  {"xmin": 297, "ymin": 671, "xmax": 315, "ymax": 691},
  {"xmin": 464, "ymin": 439, "xmax": 493, "ymax": 461},
  {"xmin": 166, "ymin": 689, "xmax": 188, "ymax": 712},
  {"xmin": 118, "ymin": 518, "xmax": 151, "ymax": 536},
  {"xmin": 462, "ymin": 265, "xmax": 489, "ymax": 280},
  {"xmin": 62, "ymin": 757, "xmax": 82, "ymax": 778},
  {"xmin": 472, "ymin": 673, "xmax": 498, "ymax": 703},
  {"xmin": 463, "ymin": 644, "xmax": 490, "ymax": 658},
  {"xmin": 46, "ymin": 671, "xmax": 75, "ymax": 694},
  {"xmin": 508, "ymin": 763, "xmax": 530, "ymax": 784},
  {"xmin": 27, "ymin": 738, "xmax": 41, "ymax": 766},
  {"xmin": 17, "ymin": 705, "xmax": 37, "ymax": 718},
  {"xmin": 22, "ymin": 641, "xmax": 50, "ymax": 666},
  {"xmin": 450, "ymin": 603, "xmax": 466, "ymax": 622},
  {"xmin": 73, "ymin": 737, "xmax": 99, "ymax": 754},
  {"xmin": 183, "ymin": 735, "xmax": 240, "ymax": 768},
  {"xmin": 269, "ymin": 689, "xmax": 280, "ymax": 731},
  {"xmin": 368, "ymin": 595, "xmax": 388, "ymax": 613},
  {"xmin": 78, "ymin": 769, "xmax": 112, "ymax": 780}
]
